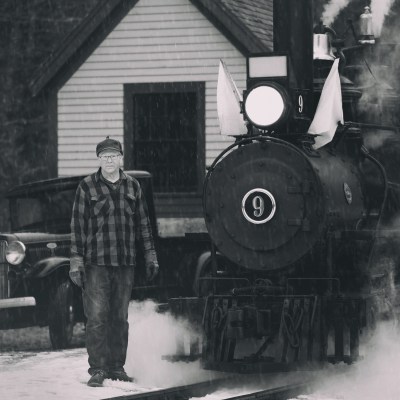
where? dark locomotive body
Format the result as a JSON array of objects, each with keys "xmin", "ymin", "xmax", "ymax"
[
  {"xmin": 168, "ymin": 0, "xmax": 400, "ymax": 372},
  {"xmin": 204, "ymin": 138, "xmax": 366, "ymax": 280},
  {"xmin": 198, "ymin": 142, "xmax": 379, "ymax": 372}
]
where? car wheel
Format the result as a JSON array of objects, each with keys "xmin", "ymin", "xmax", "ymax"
[{"xmin": 48, "ymin": 280, "xmax": 75, "ymax": 350}]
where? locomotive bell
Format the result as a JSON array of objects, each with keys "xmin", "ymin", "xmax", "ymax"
[
  {"xmin": 359, "ymin": 6, "xmax": 375, "ymax": 44},
  {"xmin": 313, "ymin": 33, "xmax": 335, "ymax": 61}
]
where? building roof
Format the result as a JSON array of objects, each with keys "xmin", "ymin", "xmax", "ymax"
[
  {"xmin": 29, "ymin": 0, "xmax": 273, "ymax": 96},
  {"xmin": 219, "ymin": 0, "xmax": 273, "ymax": 48}
]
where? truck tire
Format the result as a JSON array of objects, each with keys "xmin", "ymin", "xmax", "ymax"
[{"xmin": 48, "ymin": 280, "xmax": 75, "ymax": 350}]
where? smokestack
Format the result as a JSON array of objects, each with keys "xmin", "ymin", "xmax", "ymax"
[{"xmin": 273, "ymin": 0, "xmax": 314, "ymax": 91}]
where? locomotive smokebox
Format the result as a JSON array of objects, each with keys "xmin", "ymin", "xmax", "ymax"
[
  {"xmin": 204, "ymin": 138, "xmax": 325, "ymax": 271},
  {"xmin": 204, "ymin": 137, "xmax": 366, "ymax": 272}
]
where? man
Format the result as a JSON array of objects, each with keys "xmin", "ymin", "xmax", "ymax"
[{"xmin": 69, "ymin": 136, "xmax": 159, "ymax": 387}]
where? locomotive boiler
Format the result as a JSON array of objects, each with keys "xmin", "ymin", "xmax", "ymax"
[{"xmin": 168, "ymin": 0, "xmax": 400, "ymax": 373}]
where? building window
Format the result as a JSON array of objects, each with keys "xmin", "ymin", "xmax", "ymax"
[{"xmin": 124, "ymin": 82, "xmax": 205, "ymax": 193}]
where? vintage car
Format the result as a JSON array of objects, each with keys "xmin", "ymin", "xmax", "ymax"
[{"xmin": 0, "ymin": 171, "xmax": 216, "ymax": 349}]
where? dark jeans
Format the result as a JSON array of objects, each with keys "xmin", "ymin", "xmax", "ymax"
[{"xmin": 82, "ymin": 265, "xmax": 134, "ymax": 375}]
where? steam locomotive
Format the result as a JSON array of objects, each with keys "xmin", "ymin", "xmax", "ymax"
[{"xmin": 168, "ymin": 1, "xmax": 400, "ymax": 372}]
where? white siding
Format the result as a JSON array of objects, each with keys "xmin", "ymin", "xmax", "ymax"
[{"xmin": 58, "ymin": 0, "xmax": 246, "ymax": 176}]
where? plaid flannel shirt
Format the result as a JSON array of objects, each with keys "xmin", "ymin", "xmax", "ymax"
[{"xmin": 70, "ymin": 169, "xmax": 158, "ymax": 268}]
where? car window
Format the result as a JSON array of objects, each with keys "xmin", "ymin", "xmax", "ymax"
[
  {"xmin": 10, "ymin": 189, "xmax": 76, "ymax": 233},
  {"xmin": 14, "ymin": 198, "xmax": 43, "ymax": 229}
]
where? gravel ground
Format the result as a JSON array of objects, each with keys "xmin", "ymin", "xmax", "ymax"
[{"xmin": 0, "ymin": 323, "xmax": 86, "ymax": 352}]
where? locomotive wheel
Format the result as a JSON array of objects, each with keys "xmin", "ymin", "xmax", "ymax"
[
  {"xmin": 48, "ymin": 280, "xmax": 75, "ymax": 350},
  {"xmin": 194, "ymin": 254, "xmax": 240, "ymax": 296}
]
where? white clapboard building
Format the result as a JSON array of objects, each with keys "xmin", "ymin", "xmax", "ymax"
[{"xmin": 30, "ymin": 0, "xmax": 273, "ymax": 236}]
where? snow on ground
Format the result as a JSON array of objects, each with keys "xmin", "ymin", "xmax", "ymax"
[
  {"xmin": 1, "ymin": 301, "xmax": 400, "ymax": 400},
  {"xmin": 0, "ymin": 300, "xmax": 221, "ymax": 400},
  {"xmin": 0, "ymin": 347, "xmax": 143, "ymax": 400}
]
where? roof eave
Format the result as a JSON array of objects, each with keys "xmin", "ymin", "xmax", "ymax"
[{"xmin": 30, "ymin": 0, "xmax": 139, "ymax": 97}]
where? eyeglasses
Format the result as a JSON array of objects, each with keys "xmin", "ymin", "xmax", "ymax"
[{"xmin": 99, "ymin": 155, "xmax": 121, "ymax": 161}]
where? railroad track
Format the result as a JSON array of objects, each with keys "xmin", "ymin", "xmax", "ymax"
[
  {"xmin": 222, "ymin": 381, "xmax": 312, "ymax": 400},
  {"xmin": 102, "ymin": 375, "xmax": 313, "ymax": 400}
]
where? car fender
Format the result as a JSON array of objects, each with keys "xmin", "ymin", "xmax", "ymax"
[{"xmin": 30, "ymin": 257, "xmax": 70, "ymax": 278}]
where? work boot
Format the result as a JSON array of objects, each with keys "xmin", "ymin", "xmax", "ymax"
[
  {"xmin": 87, "ymin": 370, "xmax": 108, "ymax": 387},
  {"xmin": 108, "ymin": 369, "xmax": 134, "ymax": 382}
]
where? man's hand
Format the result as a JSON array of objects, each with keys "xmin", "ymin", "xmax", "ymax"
[
  {"xmin": 69, "ymin": 255, "xmax": 85, "ymax": 288},
  {"xmin": 146, "ymin": 261, "xmax": 159, "ymax": 282}
]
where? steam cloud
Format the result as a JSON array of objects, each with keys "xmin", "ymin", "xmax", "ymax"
[
  {"xmin": 124, "ymin": 304, "xmax": 400, "ymax": 399},
  {"xmin": 371, "ymin": 0, "xmax": 396, "ymax": 37},
  {"xmin": 321, "ymin": 0, "xmax": 396, "ymax": 37},
  {"xmin": 124, "ymin": 300, "xmax": 216, "ymax": 388},
  {"xmin": 321, "ymin": 0, "xmax": 351, "ymax": 26},
  {"xmin": 310, "ymin": 322, "xmax": 400, "ymax": 400},
  {"xmin": 363, "ymin": 130, "xmax": 396, "ymax": 150}
]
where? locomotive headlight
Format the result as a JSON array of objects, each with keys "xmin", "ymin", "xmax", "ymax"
[
  {"xmin": 6, "ymin": 241, "xmax": 26, "ymax": 265},
  {"xmin": 244, "ymin": 82, "xmax": 290, "ymax": 129}
]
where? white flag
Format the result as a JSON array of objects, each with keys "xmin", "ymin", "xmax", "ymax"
[
  {"xmin": 217, "ymin": 59, "xmax": 247, "ymax": 136},
  {"xmin": 308, "ymin": 58, "xmax": 343, "ymax": 149}
]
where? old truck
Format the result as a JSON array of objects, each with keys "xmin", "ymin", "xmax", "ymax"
[{"xmin": 0, "ymin": 170, "xmax": 218, "ymax": 349}]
